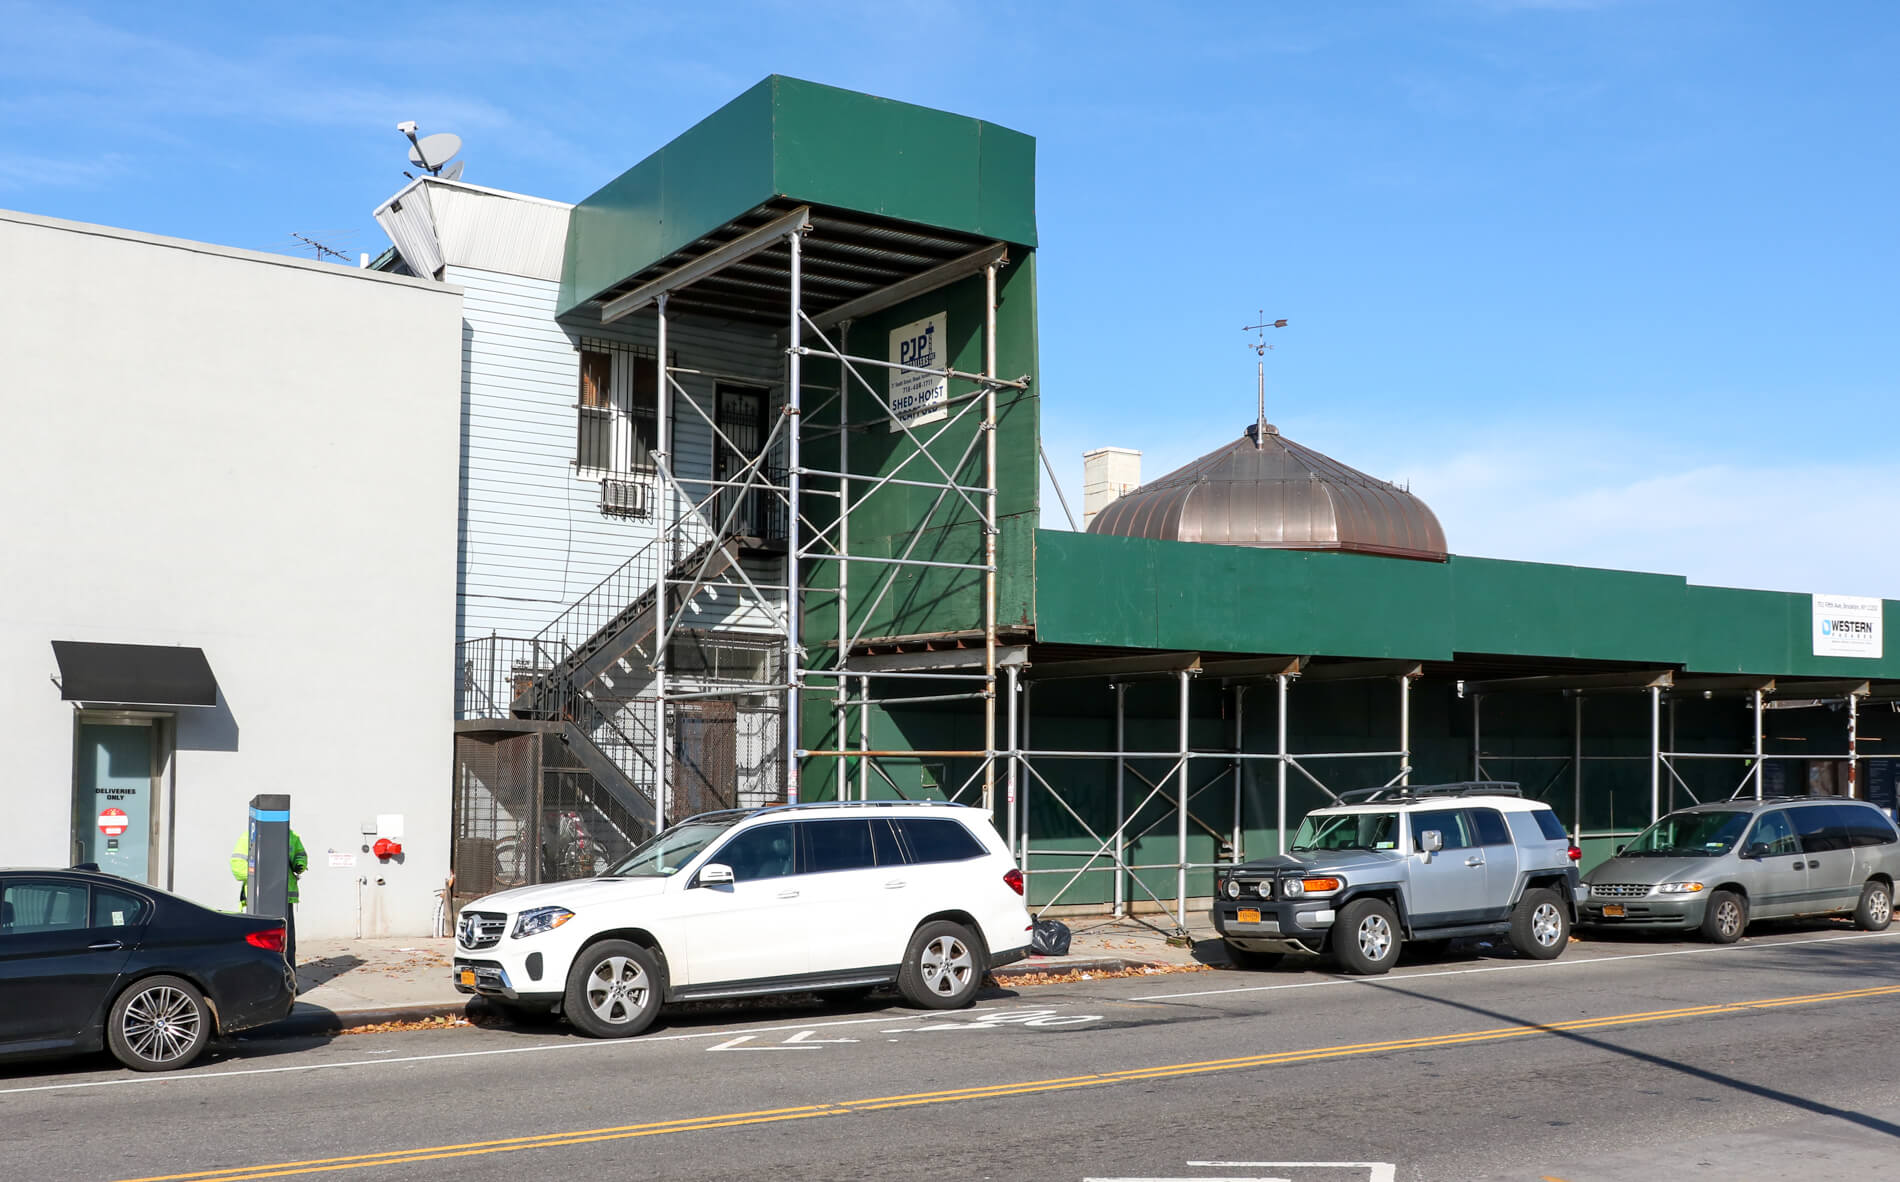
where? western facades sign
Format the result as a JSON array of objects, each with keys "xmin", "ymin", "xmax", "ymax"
[{"xmin": 1813, "ymin": 593, "xmax": 1883, "ymax": 659}]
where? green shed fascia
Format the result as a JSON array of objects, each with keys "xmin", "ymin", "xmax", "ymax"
[
  {"xmin": 558, "ymin": 76, "xmax": 1038, "ymax": 316},
  {"xmin": 1033, "ymin": 529, "xmax": 1900, "ymax": 680}
]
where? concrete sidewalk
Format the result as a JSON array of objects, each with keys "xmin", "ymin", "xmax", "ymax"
[{"xmin": 266, "ymin": 915, "xmax": 1225, "ymax": 1036}]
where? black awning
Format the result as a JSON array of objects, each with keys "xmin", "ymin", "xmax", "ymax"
[{"xmin": 51, "ymin": 642, "xmax": 219, "ymax": 707}]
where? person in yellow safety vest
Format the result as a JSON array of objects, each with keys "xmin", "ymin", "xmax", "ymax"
[{"xmin": 231, "ymin": 830, "xmax": 308, "ymax": 986}]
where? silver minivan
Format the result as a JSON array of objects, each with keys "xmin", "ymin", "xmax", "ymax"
[{"xmin": 1580, "ymin": 796, "xmax": 1900, "ymax": 943}]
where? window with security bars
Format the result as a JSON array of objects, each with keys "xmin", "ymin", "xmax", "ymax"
[{"xmin": 575, "ymin": 342, "xmax": 659, "ymax": 475}]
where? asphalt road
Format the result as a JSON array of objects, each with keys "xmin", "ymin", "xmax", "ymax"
[{"xmin": 8, "ymin": 924, "xmax": 1900, "ymax": 1182}]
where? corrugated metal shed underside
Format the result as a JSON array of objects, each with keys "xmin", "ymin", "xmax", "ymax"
[{"xmin": 584, "ymin": 197, "xmax": 1002, "ymax": 325}]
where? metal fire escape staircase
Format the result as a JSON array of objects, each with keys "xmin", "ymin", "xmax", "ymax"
[{"xmin": 501, "ymin": 492, "xmax": 780, "ymax": 834}]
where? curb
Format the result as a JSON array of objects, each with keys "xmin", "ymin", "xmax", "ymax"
[
  {"xmin": 249, "ymin": 958, "xmax": 1198, "ymax": 1036},
  {"xmin": 991, "ymin": 955, "xmax": 1177, "ymax": 979},
  {"xmin": 247, "ymin": 999, "xmax": 474, "ymax": 1038}
]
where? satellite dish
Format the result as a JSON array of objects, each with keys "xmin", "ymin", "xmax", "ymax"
[
  {"xmin": 408, "ymin": 132, "xmax": 462, "ymax": 172},
  {"xmin": 439, "ymin": 160, "xmax": 465, "ymax": 182}
]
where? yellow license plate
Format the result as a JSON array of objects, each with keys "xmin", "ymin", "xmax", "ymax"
[
  {"xmin": 458, "ymin": 968, "xmax": 477, "ymax": 986},
  {"xmin": 1237, "ymin": 908, "xmax": 1261, "ymax": 924},
  {"xmin": 1601, "ymin": 904, "xmax": 1626, "ymax": 918}
]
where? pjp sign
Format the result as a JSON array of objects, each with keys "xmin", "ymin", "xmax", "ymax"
[
  {"xmin": 1814, "ymin": 593, "xmax": 1883, "ymax": 659},
  {"xmin": 887, "ymin": 312, "xmax": 947, "ymax": 432}
]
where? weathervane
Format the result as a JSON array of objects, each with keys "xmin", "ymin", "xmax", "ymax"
[{"xmin": 1242, "ymin": 312, "xmax": 1289, "ymax": 448}]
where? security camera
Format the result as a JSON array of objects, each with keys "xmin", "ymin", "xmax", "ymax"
[{"xmin": 397, "ymin": 121, "xmax": 418, "ymax": 136}]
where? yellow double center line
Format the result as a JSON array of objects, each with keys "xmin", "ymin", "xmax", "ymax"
[{"xmin": 117, "ymin": 982, "xmax": 1900, "ymax": 1182}]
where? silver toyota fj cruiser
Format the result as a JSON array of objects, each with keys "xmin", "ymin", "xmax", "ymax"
[{"xmin": 1211, "ymin": 783, "xmax": 1583, "ymax": 975}]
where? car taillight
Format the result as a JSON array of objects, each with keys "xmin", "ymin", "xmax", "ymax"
[
  {"xmin": 246, "ymin": 926, "xmax": 286, "ymax": 952},
  {"xmin": 1568, "ymin": 845, "xmax": 1583, "ymax": 863},
  {"xmin": 1004, "ymin": 868, "xmax": 1025, "ymax": 896}
]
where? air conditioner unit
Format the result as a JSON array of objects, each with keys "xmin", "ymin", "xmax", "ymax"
[{"xmin": 599, "ymin": 476, "xmax": 651, "ymax": 519}]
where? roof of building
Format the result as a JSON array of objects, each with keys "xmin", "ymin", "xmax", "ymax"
[{"xmin": 1085, "ymin": 423, "xmax": 1448, "ymax": 561}]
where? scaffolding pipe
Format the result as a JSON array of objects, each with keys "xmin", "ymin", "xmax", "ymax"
[
  {"xmin": 1398, "ymin": 674, "xmax": 1412, "ymax": 787},
  {"xmin": 1232, "ymin": 684, "xmax": 1246, "ymax": 867},
  {"xmin": 982, "ymin": 261, "xmax": 999, "ymax": 818},
  {"xmin": 1115, "ymin": 682, "xmax": 1127, "ymax": 917},
  {"xmin": 1649, "ymin": 684, "xmax": 1662, "ymax": 822},
  {"xmin": 857, "ymin": 675, "xmax": 869, "ymax": 801},
  {"xmin": 1667, "ymin": 697, "xmax": 1678, "ymax": 813},
  {"xmin": 1005, "ymin": 664, "xmax": 1020, "ymax": 855},
  {"xmin": 836, "ymin": 320, "xmax": 852, "ymax": 807},
  {"xmin": 1754, "ymin": 688, "xmax": 1765, "ymax": 799},
  {"xmin": 1472, "ymin": 693, "xmax": 1482, "ymax": 781},
  {"xmin": 1176, "ymin": 670, "xmax": 1191, "ymax": 930},
  {"xmin": 1276, "ymin": 672, "xmax": 1290, "ymax": 855},
  {"xmin": 1850, "ymin": 692, "xmax": 1861, "ymax": 797},
  {"xmin": 781, "ymin": 232, "xmax": 806, "ymax": 803},
  {"xmin": 653, "ymin": 293, "xmax": 671, "ymax": 833}
]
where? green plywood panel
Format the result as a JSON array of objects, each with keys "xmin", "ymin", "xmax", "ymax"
[
  {"xmin": 1034, "ymin": 532, "xmax": 1451, "ymax": 658},
  {"xmin": 1447, "ymin": 556, "xmax": 1684, "ymax": 661},
  {"xmin": 800, "ymin": 256, "xmax": 1039, "ymax": 649},
  {"xmin": 559, "ymin": 79, "xmax": 776, "ymax": 314},
  {"xmin": 561, "ymin": 77, "xmax": 1038, "ymax": 315},
  {"xmin": 1035, "ymin": 530, "xmax": 1900, "ymax": 681}
]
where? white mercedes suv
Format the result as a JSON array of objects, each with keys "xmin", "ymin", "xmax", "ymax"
[{"xmin": 453, "ymin": 801, "xmax": 1034, "ymax": 1037}]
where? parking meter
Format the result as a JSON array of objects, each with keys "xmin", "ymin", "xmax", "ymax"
[{"xmin": 245, "ymin": 794, "xmax": 291, "ymax": 921}]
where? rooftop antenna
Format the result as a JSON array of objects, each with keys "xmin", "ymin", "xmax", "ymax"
[
  {"xmin": 289, "ymin": 233, "xmax": 350, "ymax": 263},
  {"xmin": 397, "ymin": 120, "xmax": 463, "ymax": 178},
  {"xmin": 1242, "ymin": 312, "xmax": 1289, "ymax": 448}
]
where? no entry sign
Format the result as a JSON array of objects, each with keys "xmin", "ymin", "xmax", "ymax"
[{"xmin": 98, "ymin": 808, "xmax": 129, "ymax": 836}]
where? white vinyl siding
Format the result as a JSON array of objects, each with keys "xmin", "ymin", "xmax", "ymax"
[{"xmin": 454, "ymin": 264, "xmax": 788, "ymax": 645}]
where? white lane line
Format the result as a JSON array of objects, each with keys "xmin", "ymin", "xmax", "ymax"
[
  {"xmin": 1134, "ymin": 930, "xmax": 1900, "ymax": 1000},
  {"xmin": 0, "ymin": 1009, "xmax": 941, "ymax": 1097}
]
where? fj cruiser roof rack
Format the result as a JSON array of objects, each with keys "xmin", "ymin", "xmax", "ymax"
[{"xmin": 1335, "ymin": 781, "xmax": 1525, "ymax": 804}]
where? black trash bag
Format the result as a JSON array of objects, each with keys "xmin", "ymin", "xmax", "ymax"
[{"xmin": 1030, "ymin": 919, "xmax": 1072, "ymax": 957}]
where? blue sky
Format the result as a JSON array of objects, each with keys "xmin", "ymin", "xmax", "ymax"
[{"xmin": 4, "ymin": 1, "xmax": 1895, "ymax": 595}]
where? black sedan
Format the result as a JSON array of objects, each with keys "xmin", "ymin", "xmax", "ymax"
[{"xmin": 0, "ymin": 867, "xmax": 296, "ymax": 1071}]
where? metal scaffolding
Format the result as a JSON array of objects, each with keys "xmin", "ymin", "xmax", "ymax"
[
  {"xmin": 599, "ymin": 207, "xmax": 1020, "ymax": 826},
  {"xmin": 1463, "ymin": 671, "xmax": 1876, "ymax": 845},
  {"xmin": 991, "ymin": 655, "xmax": 1422, "ymax": 936}
]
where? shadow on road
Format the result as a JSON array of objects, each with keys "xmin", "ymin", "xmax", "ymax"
[{"xmin": 1358, "ymin": 956, "xmax": 1900, "ymax": 1142}]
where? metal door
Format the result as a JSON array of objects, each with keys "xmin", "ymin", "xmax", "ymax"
[
  {"xmin": 1791, "ymin": 804, "xmax": 1857, "ymax": 913},
  {"xmin": 1468, "ymin": 807, "xmax": 1520, "ymax": 922},
  {"xmin": 1405, "ymin": 809, "xmax": 1488, "ymax": 925},
  {"xmin": 672, "ymin": 822, "xmax": 810, "ymax": 985},
  {"xmin": 713, "ymin": 383, "xmax": 769, "ymax": 537},
  {"xmin": 74, "ymin": 722, "xmax": 155, "ymax": 883},
  {"xmin": 1742, "ymin": 809, "xmax": 1808, "ymax": 917},
  {"xmin": 0, "ymin": 879, "xmax": 134, "ymax": 1049}
]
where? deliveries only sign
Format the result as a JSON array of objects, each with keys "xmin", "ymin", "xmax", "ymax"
[
  {"xmin": 98, "ymin": 808, "xmax": 129, "ymax": 836},
  {"xmin": 1813, "ymin": 594, "xmax": 1883, "ymax": 659}
]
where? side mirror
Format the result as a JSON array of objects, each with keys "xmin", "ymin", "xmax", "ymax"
[
  {"xmin": 1421, "ymin": 830, "xmax": 1444, "ymax": 854},
  {"xmin": 697, "ymin": 863, "xmax": 734, "ymax": 887},
  {"xmin": 1743, "ymin": 843, "xmax": 1769, "ymax": 860}
]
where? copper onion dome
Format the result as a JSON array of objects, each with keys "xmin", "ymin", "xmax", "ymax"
[{"xmin": 1084, "ymin": 423, "xmax": 1447, "ymax": 561}]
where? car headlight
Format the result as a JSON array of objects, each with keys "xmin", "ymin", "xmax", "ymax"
[
  {"xmin": 512, "ymin": 906, "xmax": 575, "ymax": 939},
  {"xmin": 1283, "ymin": 878, "xmax": 1305, "ymax": 898},
  {"xmin": 1225, "ymin": 878, "xmax": 1241, "ymax": 899},
  {"xmin": 1256, "ymin": 879, "xmax": 1273, "ymax": 899},
  {"xmin": 1655, "ymin": 882, "xmax": 1705, "ymax": 895}
]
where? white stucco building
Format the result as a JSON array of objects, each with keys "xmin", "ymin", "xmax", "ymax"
[{"xmin": 0, "ymin": 209, "xmax": 464, "ymax": 938}]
